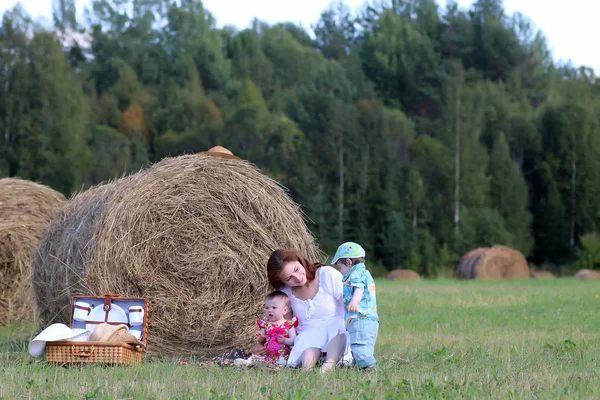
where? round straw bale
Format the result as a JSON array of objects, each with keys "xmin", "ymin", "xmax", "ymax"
[
  {"xmin": 475, "ymin": 246, "xmax": 530, "ymax": 279},
  {"xmin": 456, "ymin": 248, "xmax": 489, "ymax": 279},
  {"xmin": 387, "ymin": 269, "xmax": 421, "ymax": 280},
  {"xmin": 530, "ymin": 270, "xmax": 556, "ymax": 279},
  {"xmin": 0, "ymin": 178, "xmax": 65, "ymax": 324},
  {"xmin": 31, "ymin": 180, "xmax": 128, "ymax": 327},
  {"xmin": 34, "ymin": 154, "xmax": 320, "ymax": 357},
  {"xmin": 574, "ymin": 269, "xmax": 600, "ymax": 280}
]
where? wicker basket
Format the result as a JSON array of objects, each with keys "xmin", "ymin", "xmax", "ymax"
[
  {"xmin": 46, "ymin": 342, "xmax": 143, "ymax": 366},
  {"xmin": 46, "ymin": 294, "xmax": 149, "ymax": 366}
]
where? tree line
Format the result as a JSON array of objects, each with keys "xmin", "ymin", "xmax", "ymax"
[{"xmin": 2, "ymin": 0, "xmax": 600, "ymax": 275}]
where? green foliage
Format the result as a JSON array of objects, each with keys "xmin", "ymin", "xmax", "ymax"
[
  {"xmin": 2, "ymin": 0, "xmax": 599, "ymax": 271},
  {"xmin": 577, "ymin": 233, "xmax": 600, "ymax": 270},
  {"xmin": 489, "ymin": 133, "xmax": 532, "ymax": 255}
]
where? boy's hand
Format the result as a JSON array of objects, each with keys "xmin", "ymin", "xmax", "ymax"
[
  {"xmin": 256, "ymin": 333, "xmax": 266, "ymax": 343},
  {"xmin": 276, "ymin": 336, "xmax": 285, "ymax": 344},
  {"xmin": 347, "ymin": 300, "xmax": 359, "ymax": 313}
]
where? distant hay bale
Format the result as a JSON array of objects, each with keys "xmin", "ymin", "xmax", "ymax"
[
  {"xmin": 0, "ymin": 178, "xmax": 65, "ymax": 324},
  {"xmin": 32, "ymin": 154, "xmax": 319, "ymax": 357},
  {"xmin": 475, "ymin": 246, "xmax": 530, "ymax": 279},
  {"xmin": 456, "ymin": 246, "xmax": 529, "ymax": 280},
  {"xmin": 387, "ymin": 269, "xmax": 421, "ymax": 280},
  {"xmin": 455, "ymin": 248, "xmax": 488, "ymax": 279},
  {"xmin": 32, "ymin": 180, "xmax": 127, "ymax": 327},
  {"xmin": 530, "ymin": 270, "xmax": 556, "ymax": 279},
  {"xmin": 574, "ymin": 269, "xmax": 600, "ymax": 280}
]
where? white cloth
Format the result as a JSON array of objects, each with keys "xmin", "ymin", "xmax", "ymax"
[
  {"xmin": 281, "ymin": 266, "xmax": 350, "ymax": 367},
  {"xmin": 29, "ymin": 323, "xmax": 91, "ymax": 357}
]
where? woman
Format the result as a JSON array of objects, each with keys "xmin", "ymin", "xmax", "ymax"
[{"xmin": 264, "ymin": 249, "xmax": 349, "ymax": 373}]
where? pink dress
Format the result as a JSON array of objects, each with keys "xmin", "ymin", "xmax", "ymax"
[
  {"xmin": 281, "ymin": 266, "xmax": 350, "ymax": 367},
  {"xmin": 255, "ymin": 317, "xmax": 298, "ymax": 364}
]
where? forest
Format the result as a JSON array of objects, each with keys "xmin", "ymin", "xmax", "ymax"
[{"xmin": 2, "ymin": 0, "xmax": 600, "ymax": 275}]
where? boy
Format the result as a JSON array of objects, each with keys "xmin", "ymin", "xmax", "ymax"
[{"xmin": 331, "ymin": 242, "xmax": 379, "ymax": 372}]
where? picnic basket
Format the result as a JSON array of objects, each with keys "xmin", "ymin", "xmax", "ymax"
[{"xmin": 46, "ymin": 294, "xmax": 149, "ymax": 366}]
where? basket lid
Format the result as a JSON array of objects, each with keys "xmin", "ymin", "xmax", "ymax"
[{"xmin": 70, "ymin": 294, "xmax": 149, "ymax": 349}]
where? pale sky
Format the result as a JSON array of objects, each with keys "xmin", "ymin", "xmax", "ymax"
[{"xmin": 1, "ymin": 0, "xmax": 598, "ymax": 73}]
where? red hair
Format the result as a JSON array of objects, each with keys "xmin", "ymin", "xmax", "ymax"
[{"xmin": 267, "ymin": 249, "xmax": 322, "ymax": 289}]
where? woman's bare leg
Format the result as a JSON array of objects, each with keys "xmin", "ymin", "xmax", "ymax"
[
  {"xmin": 301, "ymin": 347, "xmax": 321, "ymax": 371},
  {"xmin": 320, "ymin": 333, "xmax": 347, "ymax": 374}
]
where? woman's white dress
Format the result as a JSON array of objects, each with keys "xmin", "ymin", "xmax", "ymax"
[{"xmin": 281, "ymin": 266, "xmax": 351, "ymax": 367}]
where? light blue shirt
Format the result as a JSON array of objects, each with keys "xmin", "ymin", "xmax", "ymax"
[{"xmin": 342, "ymin": 263, "xmax": 379, "ymax": 325}]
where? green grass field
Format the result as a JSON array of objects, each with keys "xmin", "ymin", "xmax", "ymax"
[{"xmin": 1, "ymin": 278, "xmax": 598, "ymax": 399}]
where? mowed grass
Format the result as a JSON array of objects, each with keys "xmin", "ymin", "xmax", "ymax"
[{"xmin": 1, "ymin": 278, "xmax": 599, "ymax": 399}]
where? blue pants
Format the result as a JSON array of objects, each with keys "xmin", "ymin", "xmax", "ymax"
[{"xmin": 347, "ymin": 319, "xmax": 379, "ymax": 368}]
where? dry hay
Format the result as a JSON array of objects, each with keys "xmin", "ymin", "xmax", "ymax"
[
  {"xmin": 475, "ymin": 246, "xmax": 530, "ymax": 279},
  {"xmin": 387, "ymin": 269, "xmax": 421, "ymax": 280},
  {"xmin": 0, "ymin": 178, "xmax": 65, "ymax": 323},
  {"xmin": 455, "ymin": 246, "xmax": 530, "ymax": 279},
  {"xmin": 455, "ymin": 248, "xmax": 489, "ymax": 279},
  {"xmin": 530, "ymin": 270, "xmax": 556, "ymax": 279},
  {"xmin": 574, "ymin": 269, "xmax": 600, "ymax": 280},
  {"xmin": 31, "ymin": 180, "xmax": 127, "ymax": 327},
  {"xmin": 33, "ymin": 154, "xmax": 320, "ymax": 357}
]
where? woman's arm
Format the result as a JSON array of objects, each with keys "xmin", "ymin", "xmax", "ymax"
[
  {"xmin": 321, "ymin": 266, "xmax": 344, "ymax": 300},
  {"xmin": 253, "ymin": 342, "xmax": 268, "ymax": 355}
]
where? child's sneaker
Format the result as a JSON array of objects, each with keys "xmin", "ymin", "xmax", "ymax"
[{"xmin": 362, "ymin": 365, "xmax": 377, "ymax": 373}]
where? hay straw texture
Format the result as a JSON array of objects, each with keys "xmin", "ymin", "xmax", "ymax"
[
  {"xmin": 32, "ymin": 180, "xmax": 126, "ymax": 327},
  {"xmin": 455, "ymin": 248, "xmax": 488, "ymax": 279},
  {"xmin": 33, "ymin": 154, "xmax": 320, "ymax": 357},
  {"xmin": 0, "ymin": 178, "xmax": 65, "ymax": 324},
  {"xmin": 456, "ymin": 246, "xmax": 530, "ymax": 279},
  {"xmin": 387, "ymin": 269, "xmax": 421, "ymax": 280},
  {"xmin": 574, "ymin": 269, "xmax": 600, "ymax": 280}
]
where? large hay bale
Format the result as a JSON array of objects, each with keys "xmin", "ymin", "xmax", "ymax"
[
  {"xmin": 0, "ymin": 178, "xmax": 65, "ymax": 323},
  {"xmin": 456, "ymin": 246, "xmax": 530, "ymax": 280},
  {"xmin": 33, "ymin": 154, "xmax": 319, "ymax": 357},
  {"xmin": 387, "ymin": 269, "xmax": 421, "ymax": 280},
  {"xmin": 475, "ymin": 246, "xmax": 530, "ymax": 279},
  {"xmin": 455, "ymin": 248, "xmax": 488, "ymax": 279},
  {"xmin": 574, "ymin": 269, "xmax": 600, "ymax": 280},
  {"xmin": 32, "ymin": 180, "xmax": 127, "ymax": 327}
]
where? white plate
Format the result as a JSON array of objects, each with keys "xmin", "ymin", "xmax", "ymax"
[{"xmin": 85, "ymin": 304, "xmax": 128, "ymax": 333}]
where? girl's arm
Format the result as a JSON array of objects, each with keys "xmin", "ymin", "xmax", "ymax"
[{"xmin": 281, "ymin": 327, "xmax": 296, "ymax": 346}]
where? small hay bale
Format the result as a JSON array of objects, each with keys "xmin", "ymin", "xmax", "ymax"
[
  {"xmin": 0, "ymin": 178, "xmax": 65, "ymax": 324},
  {"xmin": 32, "ymin": 180, "xmax": 127, "ymax": 327},
  {"xmin": 475, "ymin": 246, "xmax": 530, "ymax": 279},
  {"xmin": 455, "ymin": 248, "xmax": 489, "ymax": 279},
  {"xmin": 530, "ymin": 270, "xmax": 556, "ymax": 279},
  {"xmin": 574, "ymin": 269, "xmax": 600, "ymax": 280},
  {"xmin": 387, "ymin": 269, "xmax": 421, "ymax": 280},
  {"xmin": 33, "ymin": 154, "xmax": 320, "ymax": 357}
]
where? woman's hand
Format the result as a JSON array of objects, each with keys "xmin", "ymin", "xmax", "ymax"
[{"xmin": 253, "ymin": 342, "xmax": 268, "ymax": 355}]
